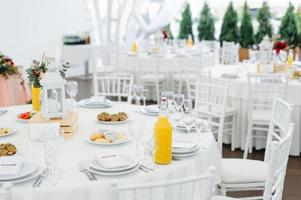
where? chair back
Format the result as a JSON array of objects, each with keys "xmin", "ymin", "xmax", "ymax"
[
  {"xmin": 264, "ymin": 98, "xmax": 293, "ymax": 163},
  {"xmin": 221, "ymin": 41, "xmax": 239, "ymax": 65},
  {"xmin": 195, "ymin": 82, "xmax": 229, "ymax": 153},
  {"xmin": 187, "ymin": 69, "xmax": 211, "ymax": 100},
  {"xmin": 263, "ymin": 123, "xmax": 295, "ymax": 200},
  {"xmin": 93, "ymin": 73, "xmax": 133, "ymax": 100},
  {"xmin": 111, "ymin": 167, "xmax": 216, "ymax": 200},
  {"xmin": 247, "ymin": 73, "xmax": 289, "ymax": 116}
]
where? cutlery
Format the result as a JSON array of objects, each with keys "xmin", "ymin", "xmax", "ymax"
[
  {"xmin": 0, "ymin": 164, "xmax": 17, "ymax": 166},
  {"xmin": 78, "ymin": 162, "xmax": 97, "ymax": 181},
  {"xmin": 32, "ymin": 168, "xmax": 49, "ymax": 188}
]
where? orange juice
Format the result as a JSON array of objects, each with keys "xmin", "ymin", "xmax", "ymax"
[{"xmin": 154, "ymin": 97, "xmax": 172, "ymax": 164}]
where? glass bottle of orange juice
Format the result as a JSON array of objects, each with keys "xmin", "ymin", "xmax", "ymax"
[
  {"xmin": 287, "ymin": 49, "xmax": 294, "ymax": 69},
  {"xmin": 154, "ymin": 97, "xmax": 172, "ymax": 164}
]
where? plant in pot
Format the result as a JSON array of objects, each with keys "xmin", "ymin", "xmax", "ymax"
[
  {"xmin": 178, "ymin": 3, "xmax": 194, "ymax": 42},
  {"xmin": 26, "ymin": 54, "xmax": 69, "ymax": 112},
  {"xmin": 239, "ymin": 1, "xmax": 255, "ymax": 61},
  {"xmin": 219, "ymin": 1, "xmax": 239, "ymax": 45},
  {"xmin": 197, "ymin": 1, "xmax": 215, "ymax": 41},
  {"xmin": 255, "ymin": 2, "xmax": 273, "ymax": 45}
]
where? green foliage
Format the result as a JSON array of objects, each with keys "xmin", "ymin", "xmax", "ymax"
[
  {"xmin": 279, "ymin": 3, "xmax": 299, "ymax": 48},
  {"xmin": 26, "ymin": 56, "xmax": 69, "ymax": 88},
  {"xmin": 197, "ymin": 2, "xmax": 215, "ymax": 41},
  {"xmin": 255, "ymin": 2, "xmax": 273, "ymax": 44},
  {"xmin": 219, "ymin": 1, "xmax": 239, "ymax": 44},
  {"xmin": 239, "ymin": 1, "xmax": 255, "ymax": 48},
  {"xmin": 0, "ymin": 52, "xmax": 19, "ymax": 78},
  {"xmin": 178, "ymin": 4, "xmax": 194, "ymax": 40}
]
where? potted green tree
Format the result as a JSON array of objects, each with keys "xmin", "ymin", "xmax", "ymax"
[
  {"xmin": 219, "ymin": 1, "xmax": 239, "ymax": 45},
  {"xmin": 239, "ymin": 1, "xmax": 255, "ymax": 61},
  {"xmin": 197, "ymin": 2, "xmax": 215, "ymax": 41},
  {"xmin": 255, "ymin": 2, "xmax": 273, "ymax": 44},
  {"xmin": 178, "ymin": 3, "xmax": 194, "ymax": 41}
]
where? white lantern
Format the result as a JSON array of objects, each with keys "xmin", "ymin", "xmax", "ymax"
[
  {"xmin": 40, "ymin": 63, "xmax": 67, "ymax": 119},
  {"xmin": 259, "ymin": 36, "xmax": 273, "ymax": 64}
]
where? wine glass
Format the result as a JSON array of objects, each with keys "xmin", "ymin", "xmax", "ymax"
[
  {"xmin": 141, "ymin": 89, "xmax": 148, "ymax": 110},
  {"xmin": 43, "ymin": 130, "xmax": 64, "ymax": 185},
  {"xmin": 161, "ymin": 91, "xmax": 174, "ymax": 109},
  {"xmin": 66, "ymin": 81, "xmax": 78, "ymax": 99},
  {"xmin": 128, "ymin": 123, "xmax": 143, "ymax": 158},
  {"xmin": 183, "ymin": 98, "xmax": 193, "ymax": 115},
  {"xmin": 173, "ymin": 94, "xmax": 184, "ymax": 112},
  {"xmin": 194, "ymin": 118, "xmax": 209, "ymax": 142},
  {"xmin": 133, "ymin": 85, "xmax": 143, "ymax": 112}
]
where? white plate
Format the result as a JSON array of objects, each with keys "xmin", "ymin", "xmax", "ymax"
[
  {"xmin": 88, "ymin": 164, "xmax": 139, "ymax": 176},
  {"xmin": 80, "ymin": 99, "xmax": 112, "ymax": 108},
  {"xmin": 89, "ymin": 155, "xmax": 139, "ymax": 172},
  {"xmin": 16, "ymin": 117, "xmax": 30, "ymax": 122},
  {"xmin": 0, "ymin": 161, "xmax": 37, "ymax": 181},
  {"xmin": 144, "ymin": 105, "xmax": 160, "ymax": 113},
  {"xmin": 86, "ymin": 135, "xmax": 132, "ymax": 146},
  {"xmin": 0, "ymin": 166, "xmax": 43, "ymax": 184},
  {"xmin": 176, "ymin": 125, "xmax": 196, "ymax": 132},
  {"xmin": 0, "ymin": 128, "xmax": 16, "ymax": 138},
  {"xmin": 172, "ymin": 144, "xmax": 200, "ymax": 154},
  {"xmin": 172, "ymin": 149, "xmax": 200, "ymax": 159},
  {"xmin": 140, "ymin": 109, "xmax": 158, "ymax": 116},
  {"xmin": 95, "ymin": 117, "xmax": 130, "ymax": 125}
]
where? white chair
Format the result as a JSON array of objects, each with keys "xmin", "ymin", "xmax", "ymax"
[
  {"xmin": 244, "ymin": 73, "xmax": 289, "ymax": 158},
  {"xmin": 138, "ymin": 56, "xmax": 166, "ymax": 102},
  {"xmin": 219, "ymin": 98, "xmax": 294, "ymax": 199},
  {"xmin": 221, "ymin": 42, "xmax": 239, "ymax": 65},
  {"xmin": 195, "ymin": 81, "xmax": 237, "ymax": 152},
  {"xmin": 93, "ymin": 73, "xmax": 133, "ymax": 101},
  {"xmin": 0, "ymin": 183, "xmax": 12, "ymax": 200},
  {"xmin": 187, "ymin": 69, "xmax": 211, "ymax": 101},
  {"xmin": 201, "ymin": 40, "xmax": 220, "ymax": 66},
  {"xmin": 111, "ymin": 167, "xmax": 216, "ymax": 200}
]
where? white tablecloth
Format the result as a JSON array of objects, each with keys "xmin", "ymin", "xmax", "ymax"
[
  {"xmin": 207, "ymin": 64, "xmax": 301, "ymax": 156},
  {"xmin": 0, "ymin": 102, "xmax": 221, "ymax": 200}
]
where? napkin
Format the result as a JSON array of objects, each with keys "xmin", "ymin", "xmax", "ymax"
[
  {"xmin": 0, "ymin": 156, "xmax": 23, "ymax": 178},
  {"xmin": 96, "ymin": 154, "xmax": 130, "ymax": 169},
  {"xmin": 87, "ymin": 96, "xmax": 105, "ymax": 105}
]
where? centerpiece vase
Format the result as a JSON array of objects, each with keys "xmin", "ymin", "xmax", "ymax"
[{"xmin": 32, "ymin": 86, "xmax": 41, "ymax": 111}]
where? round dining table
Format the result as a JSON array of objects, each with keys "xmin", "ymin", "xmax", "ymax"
[{"xmin": 0, "ymin": 102, "xmax": 221, "ymax": 200}]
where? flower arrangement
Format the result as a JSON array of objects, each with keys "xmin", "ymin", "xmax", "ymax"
[
  {"xmin": 274, "ymin": 41, "xmax": 288, "ymax": 55},
  {"xmin": 26, "ymin": 54, "xmax": 69, "ymax": 88},
  {"xmin": 0, "ymin": 52, "xmax": 20, "ymax": 78}
]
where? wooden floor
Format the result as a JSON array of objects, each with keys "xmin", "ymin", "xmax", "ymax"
[{"xmin": 223, "ymin": 145, "xmax": 301, "ymax": 200}]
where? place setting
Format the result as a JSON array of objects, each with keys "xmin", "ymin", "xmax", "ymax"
[{"xmin": 79, "ymin": 96, "xmax": 112, "ymax": 109}]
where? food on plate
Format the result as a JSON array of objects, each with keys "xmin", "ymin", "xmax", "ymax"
[
  {"xmin": 18, "ymin": 111, "xmax": 35, "ymax": 120},
  {"xmin": 97, "ymin": 112, "xmax": 128, "ymax": 122},
  {"xmin": 89, "ymin": 131, "xmax": 126, "ymax": 144},
  {"xmin": 0, "ymin": 128, "xmax": 11, "ymax": 136},
  {"xmin": 0, "ymin": 143, "xmax": 17, "ymax": 156}
]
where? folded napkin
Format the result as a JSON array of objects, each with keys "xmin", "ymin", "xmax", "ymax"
[
  {"xmin": 96, "ymin": 154, "xmax": 130, "ymax": 169},
  {"xmin": 87, "ymin": 96, "xmax": 105, "ymax": 105},
  {"xmin": 0, "ymin": 156, "xmax": 23, "ymax": 178},
  {"xmin": 173, "ymin": 142, "xmax": 198, "ymax": 150}
]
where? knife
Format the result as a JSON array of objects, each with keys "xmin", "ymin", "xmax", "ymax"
[{"xmin": 32, "ymin": 168, "xmax": 48, "ymax": 188}]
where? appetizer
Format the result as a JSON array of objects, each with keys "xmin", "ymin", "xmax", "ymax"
[
  {"xmin": 0, "ymin": 128, "xmax": 11, "ymax": 136},
  {"xmin": 97, "ymin": 112, "xmax": 128, "ymax": 122},
  {"xmin": 0, "ymin": 143, "xmax": 17, "ymax": 156},
  {"xmin": 90, "ymin": 131, "xmax": 126, "ymax": 144},
  {"xmin": 18, "ymin": 111, "xmax": 35, "ymax": 120}
]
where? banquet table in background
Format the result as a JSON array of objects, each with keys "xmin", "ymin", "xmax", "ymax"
[
  {"xmin": 0, "ymin": 102, "xmax": 221, "ymax": 200},
  {"xmin": 207, "ymin": 64, "xmax": 301, "ymax": 156},
  {"xmin": 0, "ymin": 73, "xmax": 31, "ymax": 107}
]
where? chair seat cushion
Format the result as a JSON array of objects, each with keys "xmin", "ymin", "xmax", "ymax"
[
  {"xmin": 212, "ymin": 196, "xmax": 238, "ymax": 200},
  {"xmin": 251, "ymin": 110, "xmax": 272, "ymax": 122},
  {"xmin": 140, "ymin": 74, "xmax": 165, "ymax": 81},
  {"xmin": 221, "ymin": 158, "xmax": 268, "ymax": 183}
]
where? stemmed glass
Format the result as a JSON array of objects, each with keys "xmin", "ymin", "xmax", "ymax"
[
  {"xmin": 128, "ymin": 123, "xmax": 143, "ymax": 159},
  {"xmin": 43, "ymin": 130, "xmax": 64, "ymax": 185},
  {"xmin": 141, "ymin": 89, "xmax": 148, "ymax": 111},
  {"xmin": 161, "ymin": 91, "xmax": 174, "ymax": 110},
  {"xmin": 183, "ymin": 98, "xmax": 195, "ymax": 134},
  {"xmin": 173, "ymin": 94, "xmax": 184, "ymax": 112},
  {"xmin": 133, "ymin": 85, "xmax": 143, "ymax": 112},
  {"xmin": 66, "ymin": 81, "xmax": 78, "ymax": 100},
  {"xmin": 141, "ymin": 135, "xmax": 154, "ymax": 167}
]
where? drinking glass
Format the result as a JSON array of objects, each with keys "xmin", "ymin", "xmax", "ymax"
[
  {"xmin": 133, "ymin": 85, "xmax": 143, "ymax": 112},
  {"xmin": 141, "ymin": 135, "xmax": 154, "ymax": 166},
  {"xmin": 173, "ymin": 94, "xmax": 184, "ymax": 112},
  {"xmin": 161, "ymin": 91, "xmax": 174, "ymax": 109},
  {"xmin": 183, "ymin": 98, "xmax": 193, "ymax": 115},
  {"xmin": 66, "ymin": 81, "xmax": 78, "ymax": 99},
  {"xmin": 183, "ymin": 114, "xmax": 195, "ymax": 134},
  {"xmin": 43, "ymin": 130, "xmax": 64, "ymax": 185},
  {"xmin": 128, "ymin": 123, "xmax": 143, "ymax": 158},
  {"xmin": 141, "ymin": 89, "xmax": 148, "ymax": 110},
  {"xmin": 194, "ymin": 118, "xmax": 209, "ymax": 142}
]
